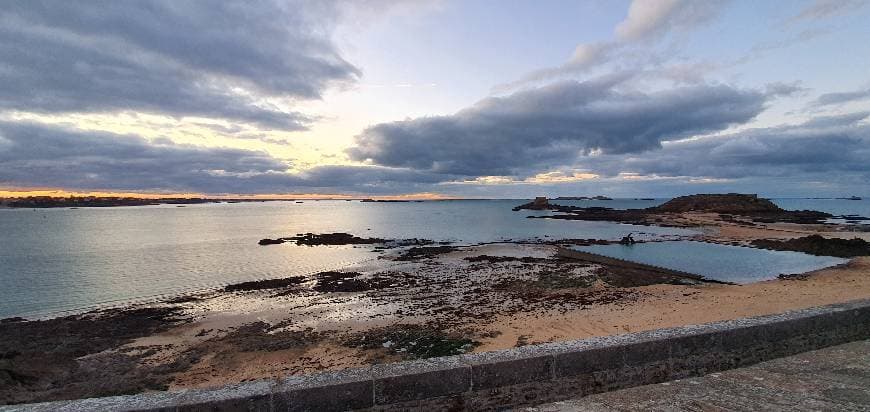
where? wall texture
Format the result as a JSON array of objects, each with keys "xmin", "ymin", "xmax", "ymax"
[{"xmin": 4, "ymin": 299, "xmax": 869, "ymax": 412}]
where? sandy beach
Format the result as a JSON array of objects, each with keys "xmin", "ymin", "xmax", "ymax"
[{"xmin": 2, "ymin": 210, "xmax": 869, "ymax": 405}]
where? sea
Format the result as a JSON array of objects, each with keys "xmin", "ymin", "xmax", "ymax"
[{"xmin": 0, "ymin": 198, "xmax": 866, "ymax": 319}]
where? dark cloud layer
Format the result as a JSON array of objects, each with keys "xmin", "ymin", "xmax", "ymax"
[
  {"xmin": 0, "ymin": 122, "xmax": 439, "ymax": 194},
  {"xmin": 1, "ymin": 110, "xmax": 866, "ymax": 196},
  {"xmin": 581, "ymin": 112, "xmax": 870, "ymax": 181},
  {"xmin": 349, "ymin": 77, "xmax": 768, "ymax": 176},
  {"xmin": 0, "ymin": 1, "xmax": 359, "ymax": 129}
]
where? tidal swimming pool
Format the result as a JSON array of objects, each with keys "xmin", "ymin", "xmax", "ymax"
[{"xmin": 573, "ymin": 241, "xmax": 849, "ymax": 284}]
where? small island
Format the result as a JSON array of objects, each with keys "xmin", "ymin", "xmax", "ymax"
[{"xmin": 516, "ymin": 193, "xmax": 846, "ymax": 225}]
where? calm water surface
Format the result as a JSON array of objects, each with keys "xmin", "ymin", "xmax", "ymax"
[
  {"xmin": 2, "ymin": 198, "xmax": 863, "ymax": 318},
  {"xmin": 0, "ymin": 200, "xmax": 693, "ymax": 318},
  {"xmin": 771, "ymin": 198, "xmax": 870, "ymax": 223},
  {"xmin": 574, "ymin": 241, "xmax": 848, "ymax": 284}
]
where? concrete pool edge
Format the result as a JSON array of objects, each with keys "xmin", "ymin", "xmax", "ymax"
[
  {"xmin": 4, "ymin": 298, "xmax": 868, "ymax": 411},
  {"xmin": 556, "ymin": 246, "xmax": 730, "ymax": 284},
  {"xmin": 565, "ymin": 241, "xmax": 850, "ymax": 284}
]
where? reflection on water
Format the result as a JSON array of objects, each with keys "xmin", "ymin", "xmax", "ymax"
[
  {"xmin": 0, "ymin": 200, "xmax": 695, "ymax": 318},
  {"xmin": 573, "ymin": 241, "xmax": 848, "ymax": 284}
]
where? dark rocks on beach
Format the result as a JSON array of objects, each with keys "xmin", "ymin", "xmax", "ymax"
[
  {"xmin": 224, "ymin": 276, "xmax": 306, "ymax": 292},
  {"xmin": 224, "ymin": 271, "xmax": 412, "ymax": 294},
  {"xmin": 778, "ymin": 272, "xmax": 811, "ymax": 281},
  {"xmin": 342, "ymin": 324, "xmax": 479, "ymax": 360},
  {"xmin": 211, "ymin": 322, "xmax": 322, "ymax": 352},
  {"xmin": 313, "ymin": 271, "xmax": 397, "ymax": 293},
  {"xmin": 394, "ymin": 245, "xmax": 459, "ymax": 261},
  {"xmin": 464, "ymin": 255, "xmax": 551, "ymax": 264},
  {"xmin": 495, "ymin": 271, "xmax": 596, "ymax": 290},
  {"xmin": 751, "ymin": 235, "xmax": 870, "ymax": 258}
]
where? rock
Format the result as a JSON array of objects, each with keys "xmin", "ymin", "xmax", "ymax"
[
  {"xmin": 752, "ymin": 235, "xmax": 870, "ymax": 257},
  {"xmin": 312, "ymin": 271, "xmax": 395, "ymax": 292},
  {"xmin": 654, "ymin": 193, "xmax": 781, "ymax": 213},
  {"xmin": 394, "ymin": 246, "xmax": 459, "ymax": 261},
  {"xmin": 534, "ymin": 193, "xmax": 833, "ymax": 225},
  {"xmin": 258, "ymin": 238, "xmax": 285, "ymax": 245},
  {"xmin": 224, "ymin": 276, "xmax": 306, "ymax": 292},
  {"xmin": 282, "ymin": 232, "xmax": 386, "ymax": 246},
  {"xmin": 512, "ymin": 197, "xmax": 550, "ymax": 211}
]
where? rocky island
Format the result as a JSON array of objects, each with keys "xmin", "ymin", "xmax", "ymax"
[{"xmin": 516, "ymin": 193, "xmax": 840, "ymax": 225}]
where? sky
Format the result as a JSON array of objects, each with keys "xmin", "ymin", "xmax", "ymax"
[{"xmin": 0, "ymin": 0, "xmax": 869, "ymax": 198}]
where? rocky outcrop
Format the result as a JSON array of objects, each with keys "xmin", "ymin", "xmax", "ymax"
[
  {"xmin": 752, "ymin": 235, "xmax": 870, "ymax": 257},
  {"xmin": 520, "ymin": 193, "xmax": 835, "ymax": 225},
  {"xmin": 258, "ymin": 232, "xmax": 386, "ymax": 246},
  {"xmin": 653, "ymin": 194, "xmax": 833, "ymax": 224},
  {"xmin": 654, "ymin": 194, "xmax": 781, "ymax": 213},
  {"xmin": 258, "ymin": 233, "xmax": 440, "ymax": 248},
  {"xmin": 224, "ymin": 276, "xmax": 306, "ymax": 292},
  {"xmin": 394, "ymin": 245, "xmax": 459, "ymax": 261},
  {"xmin": 512, "ymin": 197, "xmax": 550, "ymax": 211}
]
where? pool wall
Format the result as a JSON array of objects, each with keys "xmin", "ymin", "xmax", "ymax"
[
  {"xmin": 569, "ymin": 241, "xmax": 848, "ymax": 284},
  {"xmin": 557, "ymin": 247, "xmax": 726, "ymax": 283},
  {"xmin": 6, "ymin": 299, "xmax": 869, "ymax": 411}
]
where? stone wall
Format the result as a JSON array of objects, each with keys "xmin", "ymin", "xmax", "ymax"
[{"xmin": 6, "ymin": 299, "xmax": 869, "ymax": 412}]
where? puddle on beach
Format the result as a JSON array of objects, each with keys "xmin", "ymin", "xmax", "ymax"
[{"xmin": 573, "ymin": 241, "xmax": 848, "ymax": 284}]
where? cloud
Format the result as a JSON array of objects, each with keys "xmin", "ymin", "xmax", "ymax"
[
  {"xmin": 616, "ymin": 0, "xmax": 725, "ymax": 41},
  {"xmin": 496, "ymin": 0, "xmax": 730, "ymax": 91},
  {"xmin": 579, "ymin": 112, "xmax": 870, "ymax": 181},
  {"xmin": 0, "ymin": 1, "xmax": 360, "ymax": 130},
  {"xmin": 813, "ymin": 87, "xmax": 870, "ymax": 106},
  {"xmin": 436, "ymin": 112, "xmax": 869, "ymax": 198},
  {"xmin": 0, "ymin": 121, "xmax": 445, "ymax": 194},
  {"xmin": 787, "ymin": 0, "xmax": 869, "ymax": 23},
  {"xmin": 349, "ymin": 75, "xmax": 768, "ymax": 176},
  {"xmin": 449, "ymin": 171, "xmax": 600, "ymax": 186},
  {"xmin": 2, "ymin": 110, "xmax": 866, "ymax": 197}
]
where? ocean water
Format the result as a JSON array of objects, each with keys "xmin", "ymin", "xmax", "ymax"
[
  {"xmin": 771, "ymin": 198, "xmax": 870, "ymax": 221},
  {"xmin": 0, "ymin": 200, "xmax": 694, "ymax": 319},
  {"xmin": 573, "ymin": 241, "xmax": 848, "ymax": 284},
  {"xmin": 2, "ymin": 198, "xmax": 864, "ymax": 319}
]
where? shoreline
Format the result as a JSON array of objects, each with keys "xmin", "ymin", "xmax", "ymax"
[{"xmin": 2, "ymin": 211, "xmax": 869, "ymax": 405}]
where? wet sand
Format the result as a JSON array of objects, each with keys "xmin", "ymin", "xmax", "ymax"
[
  {"xmin": 2, "ymin": 213, "xmax": 868, "ymax": 405},
  {"xmin": 480, "ymin": 257, "xmax": 869, "ymax": 351}
]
